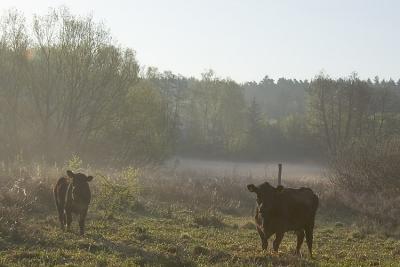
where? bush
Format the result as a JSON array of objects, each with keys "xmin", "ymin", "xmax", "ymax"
[
  {"xmin": 330, "ymin": 138, "xmax": 400, "ymax": 193},
  {"xmin": 329, "ymin": 138, "xmax": 400, "ymax": 226},
  {"xmin": 95, "ymin": 167, "xmax": 141, "ymax": 214},
  {"xmin": 0, "ymin": 163, "xmax": 54, "ymax": 238}
]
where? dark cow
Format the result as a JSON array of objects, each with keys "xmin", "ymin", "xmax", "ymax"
[
  {"xmin": 54, "ymin": 170, "xmax": 93, "ymax": 235},
  {"xmin": 247, "ymin": 182, "xmax": 318, "ymax": 257}
]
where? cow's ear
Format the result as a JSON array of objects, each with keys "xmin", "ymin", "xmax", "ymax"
[
  {"xmin": 66, "ymin": 170, "xmax": 75, "ymax": 178},
  {"xmin": 87, "ymin": 176, "xmax": 94, "ymax": 182},
  {"xmin": 276, "ymin": 185, "xmax": 284, "ymax": 192},
  {"xmin": 247, "ymin": 184, "xmax": 258, "ymax": 193}
]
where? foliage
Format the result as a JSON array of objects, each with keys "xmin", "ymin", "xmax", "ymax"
[
  {"xmin": 95, "ymin": 167, "xmax": 141, "ymax": 214},
  {"xmin": 181, "ymin": 71, "xmax": 248, "ymax": 157},
  {"xmin": 1, "ymin": 9, "xmax": 400, "ymax": 164},
  {"xmin": 64, "ymin": 154, "xmax": 83, "ymax": 171},
  {"xmin": 0, "ymin": 8, "xmax": 139, "ymax": 162},
  {"xmin": 102, "ymin": 80, "xmax": 177, "ymax": 164},
  {"xmin": 307, "ymin": 74, "xmax": 400, "ymax": 156}
]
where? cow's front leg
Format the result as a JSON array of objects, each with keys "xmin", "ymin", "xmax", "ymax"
[
  {"xmin": 262, "ymin": 228, "xmax": 275, "ymax": 252},
  {"xmin": 295, "ymin": 230, "xmax": 305, "ymax": 256},
  {"xmin": 273, "ymin": 232, "xmax": 284, "ymax": 252},
  {"xmin": 256, "ymin": 225, "xmax": 268, "ymax": 250},
  {"xmin": 56, "ymin": 206, "xmax": 66, "ymax": 230},
  {"xmin": 66, "ymin": 209, "xmax": 73, "ymax": 232},
  {"xmin": 79, "ymin": 209, "xmax": 87, "ymax": 236}
]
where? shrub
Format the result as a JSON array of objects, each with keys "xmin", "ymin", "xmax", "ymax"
[
  {"xmin": 330, "ymin": 138, "xmax": 400, "ymax": 194},
  {"xmin": 64, "ymin": 155, "xmax": 83, "ymax": 172},
  {"xmin": 329, "ymin": 138, "xmax": 400, "ymax": 226},
  {"xmin": 95, "ymin": 167, "xmax": 141, "ymax": 214},
  {"xmin": 0, "ymin": 162, "xmax": 56, "ymax": 238}
]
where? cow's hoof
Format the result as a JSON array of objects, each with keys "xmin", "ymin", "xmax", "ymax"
[
  {"xmin": 295, "ymin": 251, "xmax": 302, "ymax": 257},
  {"xmin": 271, "ymin": 250, "xmax": 279, "ymax": 256}
]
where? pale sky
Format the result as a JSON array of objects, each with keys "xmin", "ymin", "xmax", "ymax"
[{"xmin": 1, "ymin": 0, "xmax": 399, "ymax": 82}]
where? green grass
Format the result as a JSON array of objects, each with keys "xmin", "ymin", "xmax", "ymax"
[{"xmin": 0, "ymin": 209, "xmax": 399, "ymax": 267}]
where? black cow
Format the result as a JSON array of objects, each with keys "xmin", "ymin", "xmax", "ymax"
[
  {"xmin": 54, "ymin": 170, "xmax": 93, "ymax": 235},
  {"xmin": 247, "ymin": 182, "xmax": 318, "ymax": 256}
]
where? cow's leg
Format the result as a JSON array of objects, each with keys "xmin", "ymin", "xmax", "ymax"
[
  {"xmin": 256, "ymin": 225, "xmax": 267, "ymax": 250},
  {"xmin": 55, "ymin": 201, "xmax": 65, "ymax": 230},
  {"xmin": 295, "ymin": 230, "xmax": 305, "ymax": 256},
  {"xmin": 59, "ymin": 208, "xmax": 66, "ymax": 230},
  {"xmin": 305, "ymin": 225, "xmax": 314, "ymax": 258},
  {"xmin": 79, "ymin": 210, "xmax": 87, "ymax": 236},
  {"xmin": 66, "ymin": 209, "xmax": 73, "ymax": 232},
  {"xmin": 262, "ymin": 227, "xmax": 276, "ymax": 252},
  {"xmin": 273, "ymin": 232, "xmax": 284, "ymax": 252}
]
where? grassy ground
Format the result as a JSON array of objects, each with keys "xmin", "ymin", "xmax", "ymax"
[
  {"xmin": 0, "ymin": 209, "xmax": 399, "ymax": 267},
  {"xmin": 0, "ymin": 162, "xmax": 399, "ymax": 266}
]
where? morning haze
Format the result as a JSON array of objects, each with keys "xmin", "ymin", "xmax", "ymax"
[{"xmin": 0, "ymin": 1, "xmax": 399, "ymax": 266}]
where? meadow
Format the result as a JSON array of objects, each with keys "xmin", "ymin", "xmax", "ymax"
[{"xmin": 0, "ymin": 158, "xmax": 399, "ymax": 267}]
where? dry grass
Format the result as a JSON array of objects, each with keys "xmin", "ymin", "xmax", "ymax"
[{"xmin": 0, "ymin": 158, "xmax": 399, "ymax": 266}]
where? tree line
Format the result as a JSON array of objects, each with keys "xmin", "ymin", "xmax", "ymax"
[{"xmin": 1, "ymin": 9, "xmax": 400, "ymax": 165}]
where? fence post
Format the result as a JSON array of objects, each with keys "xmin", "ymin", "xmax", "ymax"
[{"xmin": 278, "ymin": 163, "xmax": 282, "ymax": 186}]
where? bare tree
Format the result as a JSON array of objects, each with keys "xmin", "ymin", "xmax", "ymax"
[{"xmin": 0, "ymin": 10, "xmax": 29, "ymax": 159}]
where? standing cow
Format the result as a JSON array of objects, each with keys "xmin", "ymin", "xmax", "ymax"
[
  {"xmin": 247, "ymin": 182, "xmax": 318, "ymax": 257},
  {"xmin": 54, "ymin": 170, "xmax": 94, "ymax": 235}
]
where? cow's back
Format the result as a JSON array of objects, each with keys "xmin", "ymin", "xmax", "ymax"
[
  {"xmin": 272, "ymin": 187, "xmax": 318, "ymax": 231},
  {"xmin": 284, "ymin": 187, "xmax": 318, "ymax": 212}
]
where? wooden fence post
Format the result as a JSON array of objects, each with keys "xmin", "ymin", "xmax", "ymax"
[{"xmin": 278, "ymin": 163, "xmax": 282, "ymax": 186}]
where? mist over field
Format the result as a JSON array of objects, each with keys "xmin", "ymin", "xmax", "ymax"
[
  {"xmin": 166, "ymin": 158, "xmax": 324, "ymax": 182},
  {"xmin": 0, "ymin": 3, "xmax": 399, "ymax": 267}
]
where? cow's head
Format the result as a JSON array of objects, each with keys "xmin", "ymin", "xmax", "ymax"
[
  {"xmin": 247, "ymin": 182, "xmax": 283, "ymax": 207},
  {"xmin": 67, "ymin": 170, "xmax": 93, "ymax": 203}
]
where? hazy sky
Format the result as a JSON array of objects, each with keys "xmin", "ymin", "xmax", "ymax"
[{"xmin": 1, "ymin": 0, "xmax": 399, "ymax": 82}]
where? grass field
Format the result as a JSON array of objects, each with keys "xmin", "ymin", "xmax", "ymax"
[
  {"xmin": 0, "ymin": 162, "xmax": 399, "ymax": 266},
  {"xmin": 1, "ymin": 209, "xmax": 399, "ymax": 266}
]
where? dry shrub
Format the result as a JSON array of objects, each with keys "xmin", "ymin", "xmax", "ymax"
[
  {"xmin": 138, "ymin": 166, "xmax": 255, "ymax": 215},
  {"xmin": 0, "ymin": 161, "xmax": 57, "ymax": 238},
  {"xmin": 329, "ymin": 138, "xmax": 400, "ymax": 226},
  {"xmin": 330, "ymin": 138, "xmax": 400, "ymax": 193}
]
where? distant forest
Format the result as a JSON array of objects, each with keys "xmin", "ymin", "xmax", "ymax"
[{"xmin": 1, "ymin": 9, "xmax": 400, "ymax": 164}]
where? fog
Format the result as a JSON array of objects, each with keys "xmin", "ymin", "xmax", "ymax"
[
  {"xmin": 166, "ymin": 157, "xmax": 325, "ymax": 183},
  {"xmin": 0, "ymin": 4, "xmax": 400, "ymax": 266}
]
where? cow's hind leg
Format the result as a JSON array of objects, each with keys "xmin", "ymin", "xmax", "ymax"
[
  {"xmin": 273, "ymin": 232, "xmax": 284, "ymax": 252},
  {"xmin": 295, "ymin": 230, "xmax": 305, "ymax": 256},
  {"xmin": 305, "ymin": 225, "xmax": 314, "ymax": 258}
]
